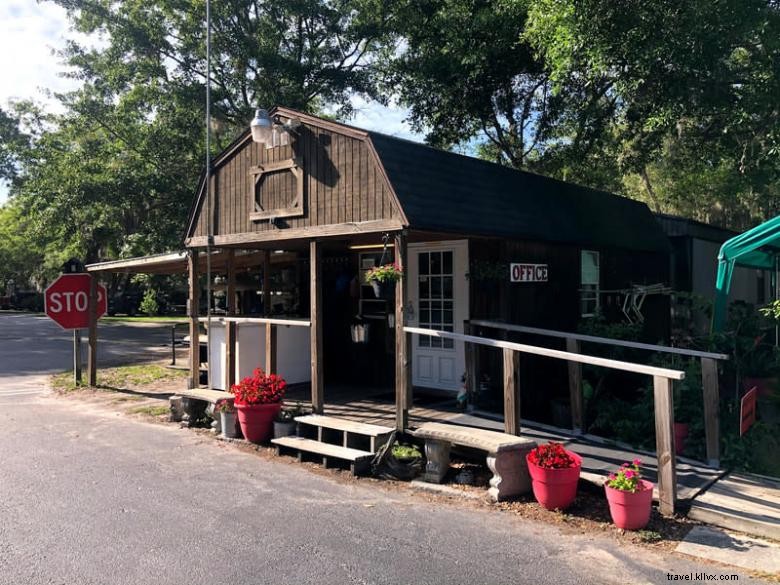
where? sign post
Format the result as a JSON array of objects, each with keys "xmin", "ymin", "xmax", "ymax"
[
  {"xmin": 45, "ymin": 273, "xmax": 107, "ymax": 385},
  {"xmin": 73, "ymin": 330, "xmax": 82, "ymax": 385}
]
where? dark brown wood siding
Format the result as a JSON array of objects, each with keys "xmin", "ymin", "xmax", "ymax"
[
  {"xmin": 468, "ymin": 237, "xmax": 670, "ymax": 424},
  {"xmin": 190, "ymin": 123, "xmax": 402, "ymax": 240}
]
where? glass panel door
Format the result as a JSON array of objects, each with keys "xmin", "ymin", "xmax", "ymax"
[{"xmin": 417, "ymin": 250, "xmax": 454, "ymax": 349}]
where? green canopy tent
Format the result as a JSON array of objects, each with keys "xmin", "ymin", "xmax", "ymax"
[{"xmin": 712, "ymin": 216, "xmax": 780, "ymax": 331}]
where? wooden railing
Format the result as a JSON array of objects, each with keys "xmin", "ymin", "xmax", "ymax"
[
  {"xmin": 404, "ymin": 325, "xmax": 685, "ymax": 516},
  {"xmin": 468, "ymin": 319, "xmax": 727, "ymax": 467}
]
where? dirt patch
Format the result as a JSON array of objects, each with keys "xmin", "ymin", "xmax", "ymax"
[{"xmin": 51, "ymin": 360, "xmax": 186, "ymax": 421}]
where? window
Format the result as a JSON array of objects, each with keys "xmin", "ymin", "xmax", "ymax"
[
  {"xmin": 581, "ymin": 250, "xmax": 600, "ymax": 317},
  {"xmin": 418, "ymin": 250, "xmax": 455, "ymax": 349}
]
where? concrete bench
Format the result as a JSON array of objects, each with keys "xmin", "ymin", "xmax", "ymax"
[
  {"xmin": 411, "ymin": 422, "xmax": 537, "ymax": 502},
  {"xmin": 170, "ymin": 389, "xmax": 234, "ymax": 429}
]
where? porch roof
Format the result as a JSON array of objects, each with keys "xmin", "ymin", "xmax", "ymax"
[{"xmin": 85, "ymin": 249, "xmax": 276, "ymax": 274}]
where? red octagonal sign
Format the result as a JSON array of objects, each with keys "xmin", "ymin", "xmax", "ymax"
[{"xmin": 45, "ymin": 274, "xmax": 107, "ymax": 330}]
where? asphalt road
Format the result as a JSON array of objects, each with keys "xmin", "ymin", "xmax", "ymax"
[
  {"xmin": 0, "ymin": 313, "xmax": 767, "ymax": 585},
  {"xmin": 0, "ymin": 312, "xmax": 176, "ymax": 400}
]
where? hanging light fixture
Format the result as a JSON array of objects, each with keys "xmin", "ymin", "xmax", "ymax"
[{"xmin": 250, "ymin": 108, "xmax": 274, "ymax": 145}]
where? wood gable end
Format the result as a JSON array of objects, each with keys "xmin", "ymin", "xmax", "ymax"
[{"xmin": 184, "ymin": 108, "xmax": 407, "ymax": 247}]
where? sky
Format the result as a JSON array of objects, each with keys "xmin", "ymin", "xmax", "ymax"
[{"xmin": 0, "ymin": 1, "xmax": 421, "ymax": 203}]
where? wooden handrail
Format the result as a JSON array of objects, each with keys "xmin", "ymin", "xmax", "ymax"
[
  {"xmin": 469, "ymin": 319, "xmax": 728, "ymax": 361},
  {"xmin": 198, "ymin": 316, "xmax": 311, "ymax": 327},
  {"xmin": 469, "ymin": 318, "xmax": 723, "ymax": 468},
  {"xmin": 406, "ymin": 325, "xmax": 682, "ymax": 516},
  {"xmin": 404, "ymin": 326, "xmax": 685, "ymax": 380}
]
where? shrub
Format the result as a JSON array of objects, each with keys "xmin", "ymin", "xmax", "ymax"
[{"xmin": 139, "ymin": 289, "xmax": 159, "ymax": 316}]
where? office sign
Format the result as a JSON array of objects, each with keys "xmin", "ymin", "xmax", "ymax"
[{"xmin": 510, "ymin": 263, "xmax": 548, "ymax": 283}]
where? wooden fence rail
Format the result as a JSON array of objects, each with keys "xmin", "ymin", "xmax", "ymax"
[
  {"xmin": 469, "ymin": 319, "xmax": 726, "ymax": 468},
  {"xmin": 404, "ymin": 325, "xmax": 685, "ymax": 516}
]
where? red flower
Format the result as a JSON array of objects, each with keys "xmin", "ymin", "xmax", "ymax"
[
  {"xmin": 527, "ymin": 442, "xmax": 577, "ymax": 469},
  {"xmin": 230, "ymin": 367, "xmax": 286, "ymax": 405}
]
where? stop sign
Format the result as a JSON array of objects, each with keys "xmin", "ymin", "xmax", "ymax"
[{"xmin": 45, "ymin": 274, "xmax": 107, "ymax": 330}]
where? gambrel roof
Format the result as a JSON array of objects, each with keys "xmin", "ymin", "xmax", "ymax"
[{"xmin": 185, "ymin": 107, "xmax": 670, "ymax": 253}]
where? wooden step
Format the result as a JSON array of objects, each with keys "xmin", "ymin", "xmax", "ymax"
[
  {"xmin": 271, "ymin": 436, "xmax": 374, "ymax": 475},
  {"xmin": 295, "ymin": 414, "xmax": 393, "ymax": 437}
]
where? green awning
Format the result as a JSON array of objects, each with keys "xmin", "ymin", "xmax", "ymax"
[{"xmin": 712, "ymin": 216, "xmax": 780, "ymax": 331}]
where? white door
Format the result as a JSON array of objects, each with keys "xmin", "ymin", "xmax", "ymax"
[{"xmin": 408, "ymin": 240, "xmax": 469, "ymax": 391}]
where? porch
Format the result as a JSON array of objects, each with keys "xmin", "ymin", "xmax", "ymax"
[{"xmin": 282, "ymin": 386, "xmax": 723, "ymax": 504}]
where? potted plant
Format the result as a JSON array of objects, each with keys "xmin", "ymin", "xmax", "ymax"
[
  {"xmin": 230, "ymin": 368, "xmax": 286, "ymax": 443},
  {"xmin": 525, "ymin": 442, "xmax": 581, "ymax": 510},
  {"xmin": 274, "ymin": 402, "xmax": 305, "ymax": 438},
  {"xmin": 215, "ymin": 400, "xmax": 238, "ymax": 439},
  {"xmin": 604, "ymin": 459, "xmax": 653, "ymax": 530},
  {"xmin": 364, "ymin": 263, "xmax": 402, "ymax": 299}
]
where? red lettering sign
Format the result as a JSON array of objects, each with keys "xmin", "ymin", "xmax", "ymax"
[
  {"xmin": 510, "ymin": 263, "xmax": 549, "ymax": 283},
  {"xmin": 45, "ymin": 274, "xmax": 107, "ymax": 330}
]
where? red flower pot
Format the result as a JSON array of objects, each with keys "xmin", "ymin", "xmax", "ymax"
[
  {"xmin": 605, "ymin": 479, "xmax": 653, "ymax": 530},
  {"xmin": 674, "ymin": 422, "xmax": 689, "ymax": 456},
  {"xmin": 526, "ymin": 451, "xmax": 582, "ymax": 510},
  {"xmin": 235, "ymin": 402, "xmax": 281, "ymax": 443}
]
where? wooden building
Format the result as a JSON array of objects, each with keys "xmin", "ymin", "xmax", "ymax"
[
  {"xmin": 657, "ymin": 213, "xmax": 771, "ymax": 335},
  {"xmin": 179, "ymin": 106, "xmax": 672, "ymax": 425}
]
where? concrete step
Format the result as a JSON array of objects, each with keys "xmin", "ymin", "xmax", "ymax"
[
  {"xmin": 271, "ymin": 436, "xmax": 374, "ymax": 475},
  {"xmin": 688, "ymin": 472, "xmax": 780, "ymax": 540}
]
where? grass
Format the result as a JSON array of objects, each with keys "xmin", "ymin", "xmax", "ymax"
[
  {"xmin": 50, "ymin": 372, "xmax": 83, "ymax": 393},
  {"xmin": 98, "ymin": 364, "xmax": 187, "ymax": 388},
  {"xmin": 51, "ymin": 363, "xmax": 187, "ymax": 393},
  {"xmin": 128, "ymin": 405, "xmax": 170, "ymax": 417}
]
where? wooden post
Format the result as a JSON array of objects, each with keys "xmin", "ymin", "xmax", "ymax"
[
  {"xmin": 701, "ymin": 357, "xmax": 720, "ymax": 468},
  {"xmin": 188, "ymin": 249, "xmax": 200, "ymax": 389},
  {"xmin": 464, "ymin": 322, "xmax": 477, "ymax": 399},
  {"xmin": 265, "ymin": 323, "xmax": 277, "ymax": 374},
  {"xmin": 653, "ymin": 375, "xmax": 677, "ymax": 516},
  {"xmin": 225, "ymin": 249, "xmax": 236, "ymax": 389},
  {"xmin": 566, "ymin": 337, "xmax": 584, "ymax": 433},
  {"xmin": 73, "ymin": 329, "xmax": 82, "ymax": 385},
  {"xmin": 87, "ymin": 275, "xmax": 98, "ymax": 386},
  {"xmin": 310, "ymin": 240, "xmax": 324, "ymax": 413},
  {"xmin": 503, "ymin": 348, "xmax": 521, "ymax": 435},
  {"xmin": 395, "ymin": 231, "xmax": 410, "ymax": 431}
]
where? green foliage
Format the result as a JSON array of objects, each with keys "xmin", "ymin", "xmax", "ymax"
[
  {"xmin": 466, "ymin": 260, "xmax": 508, "ymax": 282},
  {"xmin": 525, "ymin": 0, "xmax": 780, "ymax": 228},
  {"xmin": 1, "ymin": 0, "xmax": 394, "ymax": 289},
  {"xmin": 391, "ymin": 443, "xmax": 422, "ymax": 460},
  {"xmin": 139, "ymin": 289, "xmax": 160, "ymax": 316}
]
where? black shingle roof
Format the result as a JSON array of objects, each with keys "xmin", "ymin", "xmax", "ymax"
[{"xmin": 369, "ymin": 132, "xmax": 671, "ymax": 253}]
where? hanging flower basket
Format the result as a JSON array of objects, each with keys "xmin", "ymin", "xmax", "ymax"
[
  {"xmin": 604, "ymin": 459, "xmax": 653, "ymax": 530},
  {"xmin": 525, "ymin": 442, "xmax": 581, "ymax": 510},
  {"xmin": 365, "ymin": 263, "xmax": 402, "ymax": 299},
  {"xmin": 230, "ymin": 368, "xmax": 286, "ymax": 443}
]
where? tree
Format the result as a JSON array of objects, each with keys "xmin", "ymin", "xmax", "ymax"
[
  {"xmin": 525, "ymin": 0, "xmax": 780, "ymax": 228},
  {"xmin": 382, "ymin": 0, "xmax": 621, "ymax": 190},
  {"xmin": 4, "ymin": 0, "xmax": 394, "ymax": 285}
]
